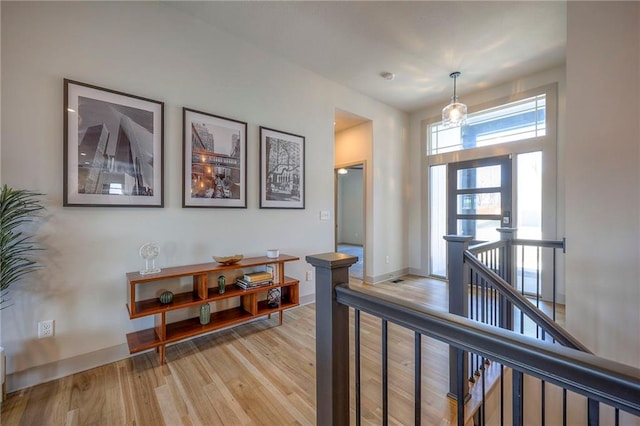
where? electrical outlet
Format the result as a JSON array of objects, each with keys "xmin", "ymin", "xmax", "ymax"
[
  {"xmin": 385, "ymin": 255, "xmax": 390, "ymax": 264},
  {"xmin": 38, "ymin": 320, "xmax": 54, "ymax": 338},
  {"xmin": 306, "ymin": 270, "xmax": 313, "ymax": 281}
]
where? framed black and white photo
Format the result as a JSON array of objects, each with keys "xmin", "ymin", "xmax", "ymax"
[
  {"xmin": 183, "ymin": 108, "xmax": 247, "ymax": 208},
  {"xmin": 260, "ymin": 127, "xmax": 305, "ymax": 209},
  {"xmin": 64, "ymin": 79, "xmax": 164, "ymax": 207}
]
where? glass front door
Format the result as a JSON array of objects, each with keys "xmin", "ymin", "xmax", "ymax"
[{"xmin": 447, "ymin": 156, "xmax": 512, "ymax": 243}]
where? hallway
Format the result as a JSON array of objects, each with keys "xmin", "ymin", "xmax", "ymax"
[{"xmin": 337, "ymin": 243, "xmax": 364, "ymax": 280}]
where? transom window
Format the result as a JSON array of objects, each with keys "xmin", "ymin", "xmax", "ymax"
[{"xmin": 428, "ymin": 94, "xmax": 546, "ymax": 155}]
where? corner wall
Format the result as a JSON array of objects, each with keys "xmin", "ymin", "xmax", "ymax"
[{"xmin": 565, "ymin": 2, "xmax": 640, "ymax": 367}]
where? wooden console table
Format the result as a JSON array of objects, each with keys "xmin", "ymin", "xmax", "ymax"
[{"xmin": 125, "ymin": 254, "xmax": 299, "ymax": 364}]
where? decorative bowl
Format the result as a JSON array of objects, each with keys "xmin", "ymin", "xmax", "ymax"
[
  {"xmin": 213, "ymin": 254, "xmax": 243, "ymax": 265},
  {"xmin": 267, "ymin": 249, "xmax": 280, "ymax": 258}
]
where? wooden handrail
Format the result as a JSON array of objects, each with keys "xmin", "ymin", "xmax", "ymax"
[{"xmin": 334, "ymin": 283, "xmax": 640, "ymax": 418}]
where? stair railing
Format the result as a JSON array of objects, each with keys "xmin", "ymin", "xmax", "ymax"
[
  {"xmin": 307, "ymin": 252, "xmax": 640, "ymax": 426},
  {"xmin": 445, "ymin": 230, "xmax": 608, "ymax": 424}
]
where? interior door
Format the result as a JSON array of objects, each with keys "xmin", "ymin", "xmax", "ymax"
[{"xmin": 447, "ymin": 156, "xmax": 512, "ymax": 243}]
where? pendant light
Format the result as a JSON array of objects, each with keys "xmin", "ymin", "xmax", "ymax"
[{"xmin": 442, "ymin": 71, "xmax": 467, "ymax": 127}]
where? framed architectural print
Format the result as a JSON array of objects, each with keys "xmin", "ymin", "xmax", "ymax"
[
  {"xmin": 259, "ymin": 127, "xmax": 305, "ymax": 209},
  {"xmin": 183, "ymin": 108, "xmax": 247, "ymax": 208},
  {"xmin": 63, "ymin": 79, "xmax": 164, "ymax": 207}
]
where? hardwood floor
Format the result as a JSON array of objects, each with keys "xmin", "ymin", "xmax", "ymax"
[{"xmin": 0, "ymin": 275, "xmax": 558, "ymax": 425}]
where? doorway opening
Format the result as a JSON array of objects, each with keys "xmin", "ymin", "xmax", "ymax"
[{"xmin": 336, "ymin": 164, "xmax": 365, "ymax": 280}]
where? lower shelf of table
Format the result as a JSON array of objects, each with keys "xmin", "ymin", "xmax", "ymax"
[{"xmin": 126, "ymin": 302, "xmax": 298, "ymax": 355}]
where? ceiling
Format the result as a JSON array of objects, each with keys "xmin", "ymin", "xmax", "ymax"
[{"xmin": 166, "ymin": 1, "xmax": 567, "ymax": 129}]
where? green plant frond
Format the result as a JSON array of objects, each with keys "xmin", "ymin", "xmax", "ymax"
[
  {"xmin": 1, "ymin": 271, "xmax": 39, "ymax": 291},
  {"xmin": 0, "ymin": 186, "xmax": 45, "ymax": 229},
  {"xmin": 2, "ymin": 238, "xmax": 43, "ymax": 254},
  {"xmin": 2, "ymin": 231, "xmax": 38, "ymax": 246},
  {"xmin": 0, "ymin": 184, "xmax": 45, "ymax": 309},
  {"xmin": 1, "ymin": 258, "xmax": 38, "ymax": 274}
]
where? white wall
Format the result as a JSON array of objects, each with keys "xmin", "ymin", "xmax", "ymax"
[
  {"xmin": 565, "ymin": 2, "xmax": 640, "ymax": 368},
  {"xmin": 0, "ymin": 2, "xmax": 408, "ymax": 390}
]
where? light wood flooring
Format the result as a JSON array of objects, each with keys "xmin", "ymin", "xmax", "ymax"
[{"xmin": 0, "ymin": 275, "xmax": 560, "ymax": 425}]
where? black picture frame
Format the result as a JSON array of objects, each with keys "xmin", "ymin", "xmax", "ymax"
[
  {"xmin": 183, "ymin": 108, "xmax": 247, "ymax": 208},
  {"xmin": 259, "ymin": 127, "xmax": 305, "ymax": 209},
  {"xmin": 63, "ymin": 79, "xmax": 164, "ymax": 207}
]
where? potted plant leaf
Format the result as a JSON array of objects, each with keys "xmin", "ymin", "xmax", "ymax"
[
  {"xmin": 0, "ymin": 184, "xmax": 45, "ymax": 309},
  {"xmin": 0, "ymin": 184, "xmax": 44, "ymax": 400}
]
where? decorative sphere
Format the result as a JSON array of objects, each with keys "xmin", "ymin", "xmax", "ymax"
[{"xmin": 159, "ymin": 291, "xmax": 174, "ymax": 304}]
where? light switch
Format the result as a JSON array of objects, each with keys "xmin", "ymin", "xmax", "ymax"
[{"xmin": 320, "ymin": 210, "xmax": 331, "ymax": 221}]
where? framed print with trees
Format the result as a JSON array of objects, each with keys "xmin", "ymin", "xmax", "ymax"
[
  {"xmin": 63, "ymin": 79, "xmax": 164, "ymax": 207},
  {"xmin": 259, "ymin": 127, "xmax": 305, "ymax": 209},
  {"xmin": 183, "ymin": 108, "xmax": 247, "ymax": 208}
]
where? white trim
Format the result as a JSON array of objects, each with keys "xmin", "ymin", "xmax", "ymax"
[{"xmin": 7, "ymin": 343, "xmax": 130, "ymax": 393}]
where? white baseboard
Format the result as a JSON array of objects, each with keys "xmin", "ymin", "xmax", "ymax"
[
  {"xmin": 370, "ymin": 267, "xmax": 410, "ymax": 284},
  {"xmin": 7, "ymin": 295, "xmax": 318, "ymax": 394},
  {"xmin": 299, "ymin": 293, "xmax": 315, "ymax": 306},
  {"xmin": 7, "ymin": 343, "xmax": 131, "ymax": 393}
]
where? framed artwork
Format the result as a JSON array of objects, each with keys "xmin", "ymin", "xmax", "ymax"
[
  {"xmin": 183, "ymin": 108, "xmax": 247, "ymax": 208},
  {"xmin": 259, "ymin": 127, "xmax": 305, "ymax": 209},
  {"xmin": 63, "ymin": 79, "xmax": 164, "ymax": 207}
]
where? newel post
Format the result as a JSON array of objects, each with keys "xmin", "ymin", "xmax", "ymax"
[
  {"xmin": 497, "ymin": 228, "xmax": 517, "ymax": 330},
  {"xmin": 444, "ymin": 235, "xmax": 472, "ymax": 402},
  {"xmin": 306, "ymin": 252, "xmax": 358, "ymax": 426},
  {"xmin": 497, "ymin": 227, "xmax": 517, "ymax": 283}
]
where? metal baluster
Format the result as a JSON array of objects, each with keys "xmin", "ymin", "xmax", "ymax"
[
  {"xmin": 355, "ymin": 309, "xmax": 361, "ymax": 426},
  {"xmin": 552, "ymin": 248, "xmax": 557, "ymax": 344},
  {"xmin": 520, "ymin": 245, "xmax": 525, "ymax": 335},
  {"xmin": 562, "ymin": 388, "xmax": 567, "ymax": 426},
  {"xmin": 494, "ymin": 285, "xmax": 498, "ymax": 326},
  {"xmin": 415, "ymin": 332, "xmax": 421, "ymax": 426},
  {"xmin": 513, "ymin": 370, "xmax": 524, "ymax": 426},
  {"xmin": 536, "ymin": 246, "xmax": 541, "ymax": 339},
  {"xmin": 491, "ymin": 249, "xmax": 498, "ymax": 327},
  {"xmin": 615, "ymin": 408, "xmax": 620, "ymax": 426},
  {"xmin": 480, "ymin": 278, "xmax": 488, "ymax": 377},
  {"xmin": 481, "ymin": 276, "xmax": 486, "ymax": 325},
  {"xmin": 500, "ymin": 365, "xmax": 504, "ymax": 426},
  {"xmin": 456, "ymin": 348, "xmax": 465, "ymax": 426},
  {"xmin": 481, "ymin": 356, "xmax": 486, "ymax": 425},
  {"xmin": 587, "ymin": 399, "xmax": 599, "ymax": 426},
  {"xmin": 382, "ymin": 319, "xmax": 388, "ymax": 426},
  {"xmin": 469, "ymin": 271, "xmax": 476, "ymax": 383},
  {"xmin": 491, "ymin": 249, "xmax": 498, "ymax": 272},
  {"xmin": 475, "ymin": 271, "xmax": 480, "ymax": 324},
  {"xmin": 541, "ymin": 380, "xmax": 546, "ymax": 426}
]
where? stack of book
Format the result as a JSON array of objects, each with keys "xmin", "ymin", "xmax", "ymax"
[{"xmin": 236, "ymin": 271, "xmax": 273, "ymax": 290}]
